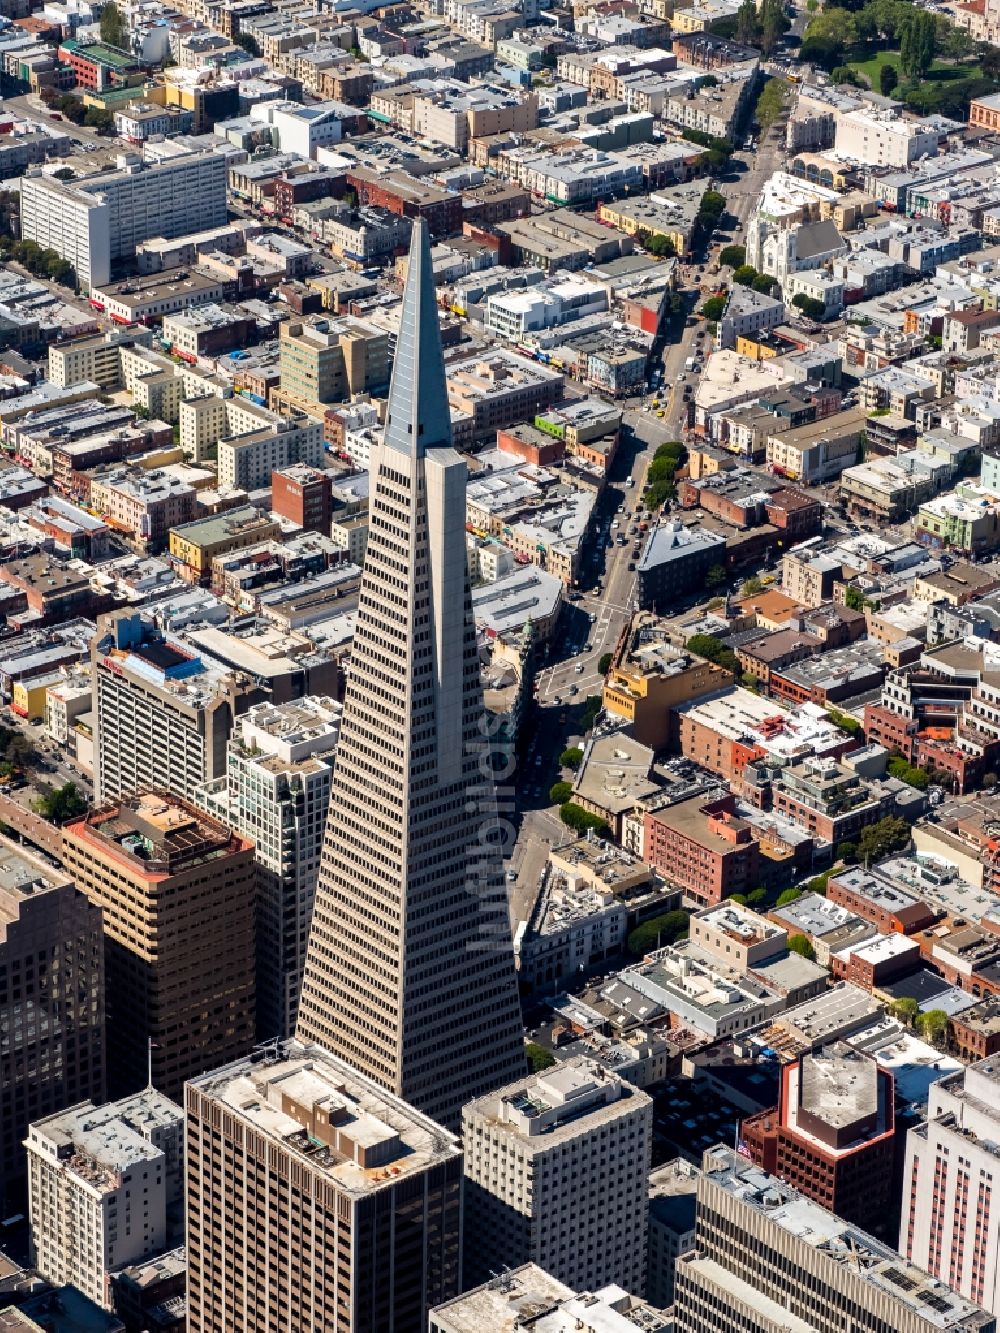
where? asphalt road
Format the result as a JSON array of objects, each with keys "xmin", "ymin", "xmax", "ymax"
[{"xmin": 8, "ymin": 93, "xmax": 109, "ymax": 147}]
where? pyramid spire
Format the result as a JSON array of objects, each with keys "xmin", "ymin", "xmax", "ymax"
[
  {"xmin": 295, "ymin": 215, "xmax": 525, "ymax": 1131},
  {"xmin": 383, "ymin": 217, "xmax": 452, "ymax": 459}
]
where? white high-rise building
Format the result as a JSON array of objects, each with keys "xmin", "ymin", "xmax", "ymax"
[
  {"xmin": 294, "ymin": 218, "xmax": 525, "ymax": 1132},
  {"xmin": 900, "ymin": 1056, "xmax": 1000, "ymax": 1316},
  {"xmin": 26, "ymin": 1088, "xmax": 183, "ymax": 1311},
  {"xmin": 462, "ymin": 1058, "xmax": 653, "ymax": 1296},
  {"xmin": 195, "ymin": 696, "xmax": 341, "ymax": 1040},
  {"xmin": 20, "ymin": 151, "xmax": 228, "ymax": 290}
]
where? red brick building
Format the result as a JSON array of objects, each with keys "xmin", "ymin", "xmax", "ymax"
[
  {"xmin": 740, "ymin": 1044, "xmax": 895, "ymax": 1233},
  {"xmin": 826, "ymin": 868, "xmax": 936, "ymax": 935},
  {"xmin": 271, "ymin": 464, "xmax": 332, "ymax": 534},
  {"xmin": 346, "ymin": 167, "xmax": 462, "ymax": 238},
  {"xmin": 643, "ymin": 791, "xmax": 760, "ymax": 907}
]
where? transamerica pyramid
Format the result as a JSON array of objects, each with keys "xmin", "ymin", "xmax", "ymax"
[{"xmin": 295, "ymin": 218, "xmax": 526, "ymax": 1130}]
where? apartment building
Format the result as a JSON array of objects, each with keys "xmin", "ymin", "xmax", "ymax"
[
  {"xmin": 216, "ymin": 415, "xmax": 323, "ymax": 492},
  {"xmin": 27, "ymin": 1089, "xmax": 183, "ymax": 1310},
  {"xmin": 446, "ymin": 349, "xmax": 564, "ymax": 441},
  {"xmin": 463, "ymin": 1059, "xmax": 652, "ymax": 1295},
  {"xmin": 644, "ymin": 792, "xmax": 761, "ymax": 907},
  {"xmin": 185, "ymin": 1043, "xmax": 463, "ymax": 1333},
  {"xmin": 675, "ymin": 1146, "xmax": 995, "ymax": 1333},
  {"xmin": 61, "ymin": 790, "xmax": 256, "ymax": 1101},
  {"xmin": 21, "ymin": 151, "xmax": 228, "ymax": 290},
  {"xmin": 0, "ymin": 838, "xmax": 105, "ymax": 1213},
  {"xmin": 271, "ymin": 463, "xmax": 331, "ymax": 534},
  {"xmin": 276, "ymin": 315, "xmax": 389, "ymax": 416},
  {"xmin": 769, "ymin": 754, "xmax": 902, "ymax": 847},
  {"xmin": 740, "ymin": 1044, "xmax": 895, "ymax": 1233},
  {"xmin": 92, "ymin": 609, "xmax": 252, "ymax": 803},
  {"xmin": 48, "ymin": 326, "xmax": 154, "ymax": 389},
  {"xmin": 195, "ymin": 697, "xmax": 340, "ymax": 1041},
  {"xmin": 901, "ymin": 1057, "xmax": 1000, "ymax": 1316},
  {"xmin": 88, "ymin": 467, "xmax": 196, "ymax": 553}
]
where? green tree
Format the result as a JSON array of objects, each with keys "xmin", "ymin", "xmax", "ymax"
[
  {"xmin": 84, "ymin": 107, "xmax": 113, "ymax": 132},
  {"xmin": 844, "ymin": 585, "xmax": 871, "ymax": 612},
  {"xmin": 759, "ymin": 0, "xmax": 788, "ymax": 52},
  {"xmin": 891, "ymin": 996, "xmax": 920, "ymax": 1026},
  {"xmin": 787, "ymin": 934, "xmax": 816, "ymax": 960},
  {"xmin": 51, "ymin": 166, "xmax": 75, "ymax": 181},
  {"xmin": 100, "ymin": 0, "xmax": 127, "ymax": 47},
  {"xmin": 644, "ymin": 233, "xmax": 675, "ymax": 257},
  {"xmin": 751, "ymin": 273, "xmax": 778, "ymax": 294},
  {"xmin": 748, "ymin": 888, "xmax": 767, "ymax": 905},
  {"xmin": 792, "ymin": 293, "xmax": 827, "ymax": 320},
  {"xmin": 559, "ymin": 802, "xmax": 609, "ymax": 836},
  {"xmin": 741, "ymin": 575, "xmax": 763, "ymax": 596},
  {"xmin": 627, "ymin": 909, "xmax": 690, "ymax": 957},
  {"xmin": 827, "ymin": 707, "xmax": 862, "ymax": 736},
  {"xmin": 705, "ymin": 564, "xmax": 727, "ymax": 591},
  {"xmin": 33, "ymin": 782, "xmax": 87, "ymax": 824},
  {"xmin": 836, "ymin": 841, "xmax": 858, "ymax": 865},
  {"xmin": 887, "ymin": 756, "xmax": 930, "ymax": 790},
  {"xmin": 755, "ymin": 77, "xmax": 788, "ymax": 131},
  {"xmin": 598, "ymin": 652, "xmax": 613, "ymax": 676},
  {"xmin": 549, "ymin": 781, "xmax": 573, "ymax": 804},
  {"xmin": 686, "ymin": 633, "xmax": 738, "ymax": 672},
  {"xmin": 858, "ymin": 815, "xmax": 911, "ymax": 865},
  {"xmin": 735, "ymin": 0, "xmax": 758, "ymax": 44},
  {"xmin": 776, "ymin": 888, "xmax": 802, "ymax": 907},
  {"xmin": 559, "ymin": 747, "xmax": 584, "ymax": 771},
  {"xmin": 525, "ymin": 1041, "xmax": 555, "ymax": 1072},
  {"xmin": 719, "ymin": 244, "xmax": 746, "ymax": 268},
  {"xmin": 701, "ymin": 295, "xmax": 727, "ymax": 322},
  {"xmin": 916, "ymin": 1008, "xmax": 948, "ymax": 1047},
  {"xmin": 879, "ymin": 62, "xmax": 899, "ymax": 96},
  {"xmin": 580, "ymin": 695, "xmax": 603, "ymax": 731},
  {"xmin": 733, "ymin": 264, "xmax": 758, "ymax": 287}
]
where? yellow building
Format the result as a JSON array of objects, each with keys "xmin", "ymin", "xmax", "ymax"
[
  {"xmin": 671, "ymin": 6, "xmax": 707, "ymax": 31},
  {"xmin": 13, "ymin": 671, "xmax": 65, "ymax": 722},
  {"xmin": 736, "ymin": 335, "xmax": 780, "ymax": 362},
  {"xmin": 603, "ymin": 614, "xmax": 735, "ymax": 749},
  {"xmin": 168, "ymin": 505, "xmax": 280, "ymax": 585}
]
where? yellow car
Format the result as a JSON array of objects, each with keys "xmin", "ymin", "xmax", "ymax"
[{"xmin": 655, "ymin": 409, "xmax": 665, "ymax": 417}]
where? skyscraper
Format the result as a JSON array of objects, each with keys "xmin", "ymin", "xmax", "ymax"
[{"xmin": 295, "ymin": 217, "xmax": 524, "ymax": 1130}]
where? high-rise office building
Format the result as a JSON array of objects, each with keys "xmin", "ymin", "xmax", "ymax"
[
  {"xmin": 195, "ymin": 696, "xmax": 341, "ymax": 1040},
  {"xmin": 26, "ymin": 1088, "xmax": 183, "ymax": 1310},
  {"xmin": 294, "ymin": 218, "xmax": 524, "ymax": 1130},
  {"xmin": 61, "ymin": 790, "xmax": 256, "ymax": 1100},
  {"xmin": 901, "ymin": 1057, "xmax": 1000, "ymax": 1316},
  {"xmin": 185, "ymin": 1041, "xmax": 462, "ymax": 1333},
  {"xmin": 674, "ymin": 1146, "xmax": 996, "ymax": 1333},
  {"xmin": 0, "ymin": 837, "xmax": 105, "ymax": 1211},
  {"xmin": 462, "ymin": 1059, "xmax": 652, "ymax": 1296}
]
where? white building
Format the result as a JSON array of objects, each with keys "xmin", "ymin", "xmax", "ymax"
[
  {"xmin": 195, "ymin": 696, "xmax": 340, "ymax": 1040},
  {"xmin": 20, "ymin": 151, "xmax": 229, "ymax": 291},
  {"xmin": 900, "ymin": 1056, "xmax": 1000, "ymax": 1316},
  {"xmin": 249, "ymin": 100, "xmax": 346, "ymax": 158},
  {"xmin": 485, "ymin": 276, "xmax": 608, "ymax": 341},
  {"xmin": 26, "ymin": 1088, "xmax": 183, "ymax": 1310},
  {"xmin": 834, "ymin": 109, "xmax": 939, "ymax": 168},
  {"xmin": 217, "ymin": 415, "xmax": 324, "ymax": 492},
  {"xmin": 718, "ymin": 284, "xmax": 785, "ymax": 350},
  {"xmin": 430, "ymin": 1264, "xmax": 669, "ymax": 1332},
  {"xmin": 462, "ymin": 1058, "xmax": 652, "ymax": 1296}
]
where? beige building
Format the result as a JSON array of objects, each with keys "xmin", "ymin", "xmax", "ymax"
[
  {"xmin": 463, "ymin": 1059, "xmax": 653, "ymax": 1296},
  {"xmin": 89, "ymin": 466, "xmax": 195, "ymax": 553},
  {"xmin": 276, "ymin": 315, "xmax": 389, "ymax": 416},
  {"xmin": 603, "ymin": 613, "xmax": 735, "ymax": 748},
  {"xmin": 781, "ymin": 546, "xmax": 842, "ymax": 608},
  {"xmin": 690, "ymin": 900, "xmax": 788, "ymax": 968},
  {"xmin": 430, "ymin": 1264, "xmax": 670, "ymax": 1332},
  {"xmin": 675, "ymin": 1146, "xmax": 995, "ymax": 1333},
  {"xmin": 168, "ymin": 505, "xmax": 280, "ymax": 584},
  {"xmin": 27, "ymin": 1089, "xmax": 183, "ymax": 1311},
  {"xmin": 61, "ymin": 790, "xmax": 256, "ymax": 1101},
  {"xmin": 766, "ymin": 411, "xmax": 865, "ymax": 484},
  {"xmin": 48, "ymin": 326, "xmax": 153, "ymax": 389},
  {"xmin": 0, "ymin": 836, "xmax": 105, "ymax": 1212},
  {"xmin": 185, "ymin": 1043, "xmax": 463, "ymax": 1333}
]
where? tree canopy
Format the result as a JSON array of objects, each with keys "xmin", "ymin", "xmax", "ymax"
[
  {"xmin": 33, "ymin": 782, "xmax": 86, "ymax": 824},
  {"xmin": 627, "ymin": 909, "xmax": 689, "ymax": 957}
]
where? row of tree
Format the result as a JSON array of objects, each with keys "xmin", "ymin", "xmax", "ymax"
[{"xmin": 0, "ymin": 236, "xmax": 75, "ymax": 287}]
